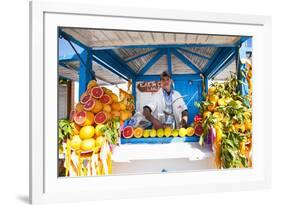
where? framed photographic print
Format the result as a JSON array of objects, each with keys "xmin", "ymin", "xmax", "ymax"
[{"xmin": 30, "ymin": 0, "xmax": 272, "ymax": 204}]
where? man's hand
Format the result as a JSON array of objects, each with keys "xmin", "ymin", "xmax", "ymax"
[
  {"xmin": 143, "ymin": 107, "xmax": 164, "ymax": 129},
  {"xmin": 181, "ymin": 110, "xmax": 189, "ymax": 128}
]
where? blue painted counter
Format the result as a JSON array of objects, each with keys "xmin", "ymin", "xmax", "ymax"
[{"xmin": 121, "ymin": 136, "xmax": 199, "ymax": 144}]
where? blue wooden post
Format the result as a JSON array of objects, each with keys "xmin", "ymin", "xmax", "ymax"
[
  {"xmin": 132, "ymin": 78, "xmax": 137, "ymax": 110},
  {"xmin": 79, "ymin": 49, "xmax": 94, "ymax": 97}
]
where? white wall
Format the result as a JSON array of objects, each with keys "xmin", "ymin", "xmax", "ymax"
[{"xmin": 0, "ymin": 0, "xmax": 279, "ymax": 205}]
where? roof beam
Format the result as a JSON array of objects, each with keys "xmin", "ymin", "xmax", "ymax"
[
  {"xmin": 59, "ymin": 54, "xmax": 79, "ymax": 63},
  {"xmin": 173, "ymin": 48, "xmax": 202, "ymax": 74},
  {"xmin": 59, "ymin": 29, "xmax": 90, "ymax": 50},
  {"xmin": 138, "ymin": 49, "xmax": 165, "ymax": 75},
  {"xmin": 136, "ymin": 74, "xmax": 201, "ymax": 81},
  {"xmin": 91, "ymin": 43, "xmax": 239, "ymax": 50},
  {"xmin": 178, "ymin": 48, "xmax": 211, "ymax": 60},
  {"xmin": 166, "ymin": 48, "xmax": 172, "ymax": 74},
  {"xmin": 204, "ymin": 47, "xmax": 236, "ymax": 78},
  {"xmin": 104, "ymin": 50, "xmax": 137, "ymax": 76},
  {"xmin": 124, "ymin": 48, "xmax": 159, "ymax": 63}
]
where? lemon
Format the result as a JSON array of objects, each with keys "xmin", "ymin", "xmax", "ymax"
[
  {"xmin": 179, "ymin": 128, "xmax": 187, "ymax": 137},
  {"xmin": 171, "ymin": 129, "xmax": 179, "ymax": 137},
  {"xmin": 150, "ymin": 129, "xmax": 157, "ymax": 137},
  {"xmin": 70, "ymin": 135, "xmax": 82, "ymax": 150},
  {"xmin": 208, "ymin": 87, "xmax": 216, "ymax": 95},
  {"xmin": 157, "ymin": 129, "xmax": 164, "ymax": 138},
  {"xmin": 164, "ymin": 127, "xmax": 172, "ymax": 137},
  {"xmin": 79, "ymin": 125, "xmax": 95, "ymax": 140},
  {"xmin": 80, "ymin": 138, "xmax": 95, "ymax": 151},
  {"xmin": 143, "ymin": 130, "xmax": 150, "ymax": 138}
]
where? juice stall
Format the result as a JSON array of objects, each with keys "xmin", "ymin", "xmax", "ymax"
[{"xmin": 58, "ymin": 28, "xmax": 252, "ymax": 176}]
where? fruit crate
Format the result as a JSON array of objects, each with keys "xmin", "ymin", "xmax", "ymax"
[{"xmin": 121, "ymin": 136, "xmax": 199, "ymax": 144}]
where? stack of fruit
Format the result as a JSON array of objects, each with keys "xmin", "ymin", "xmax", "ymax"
[
  {"xmin": 121, "ymin": 124, "xmax": 202, "ymax": 139},
  {"xmin": 63, "ymin": 80, "xmax": 134, "ymax": 176},
  {"xmin": 196, "ymin": 75, "xmax": 252, "ymax": 169}
]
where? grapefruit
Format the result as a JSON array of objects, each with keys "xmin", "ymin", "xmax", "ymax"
[
  {"xmin": 194, "ymin": 124, "xmax": 203, "ymax": 136},
  {"xmin": 80, "ymin": 93, "xmax": 92, "ymax": 104},
  {"xmin": 74, "ymin": 111, "xmax": 87, "ymax": 126},
  {"xmin": 94, "ymin": 111, "xmax": 108, "ymax": 124},
  {"xmin": 90, "ymin": 86, "xmax": 104, "ymax": 99},
  {"xmin": 69, "ymin": 110, "xmax": 76, "ymax": 122},
  {"xmin": 186, "ymin": 127, "xmax": 195, "ymax": 136},
  {"xmin": 150, "ymin": 129, "xmax": 157, "ymax": 137},
  {"xmin": 122, "ymin": 126, "xmax": 134, "ymax": 138},
  {"xmin": 80, "ymin": 138, "xmax": 95, "ymax": 151},
  {"xmin": 79, "ymin": 125, "xmax": 95, "ymax": 140},
  {"xmin": 164, "ymin": 127, "xmax": 172, "ymax": 137},
  {"xmin": 134, "ymin": 127, "xmax": 144, "ymax": 138},
  {"xmin": 83, "ymin": 99, "xmax": 96, "ymax": 111},
  {"xmin": 70, "ymin": 135, "xmax": 82, "ymax": 150},
  {"xmin": 91, "ymin": 100, "xmax": 103, "ymax": 113},
  {"xmin": 100, "ymin": 94, "xmax": 112, "ymax": 105}
]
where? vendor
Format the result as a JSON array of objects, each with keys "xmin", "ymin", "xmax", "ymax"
[{"xmin": 143, "ymin": 71, "xmax": 188, "ymax": 129}]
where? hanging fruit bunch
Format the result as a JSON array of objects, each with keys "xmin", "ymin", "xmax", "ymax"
[
  {"xmin": 61, "ymin": 80, "xmax": 134, "ymax": 177},
  {"xmin": 196, "ymin": 73, "xmax": 252, "ymax": 169}
]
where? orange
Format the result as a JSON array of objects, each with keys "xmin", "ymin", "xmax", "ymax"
[
  {"xmin": 103, "ymin": 104, "xmax": 112, "ymax": 113},
  {"xmin": 111, "ymin": 110, "xmax": 120, "ymax": 119},
  {"xmin": 75, "ymin": 103, "xmax": 84, "ymax": 112},
  {"xmin": 91, "ymin": 100, "xmax": 103, "ymax": 113},
  {"xmin": 186, "ymin": 127, "xmax": 195, "ymax": 136},
  {"xmin": 111, "ymin": 102, "xmax": 121, "ymax": 111},
  {"xmin": 208, "ymin": 87, "xmax": 216, "ymax": 95},
  {"xmin": 110, "ymin": 93, "xmax": 119, "ymax": 103},
  {"xmin": 134, "ymin": 127, "xmax": 144, "ymax": 138},
  {"xmin": 209, "ymin": 94, "xmax": 219, "ymax": 104},
  {"xmin": 83, "ymin": 112, "xmax": 95, "ymax": 126},
  {"xmin": 120, "ymin": 110, "xmax": 132, "ymax": 121},
  {"xmin": 87, "ymin": 80, "xmax": 98, "ymax": 90},
  {"xmin": 203, "ymin": 111, "xmax": 212, "ymax": 119},
  {"xmin": 119, "ymin": 102, "xmax": 127, "ymax": 111},
  {"xmin": 207, "ymin": 104, "xmax": 216, "ymax": 112}
]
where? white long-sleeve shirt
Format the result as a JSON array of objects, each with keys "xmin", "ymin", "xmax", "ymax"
[{"xmin": 144, "ymin": 88, "xmax": 187, "ymax": 128}]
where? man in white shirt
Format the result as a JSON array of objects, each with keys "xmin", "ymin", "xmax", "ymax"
[{"xmin": 143, "ymin": 71, "xmax": 188, "ymax": 129}]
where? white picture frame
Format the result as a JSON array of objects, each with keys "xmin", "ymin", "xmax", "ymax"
[{"xmin": 30, "ymin": 1, "xmax": 272, "ymax": 204}]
